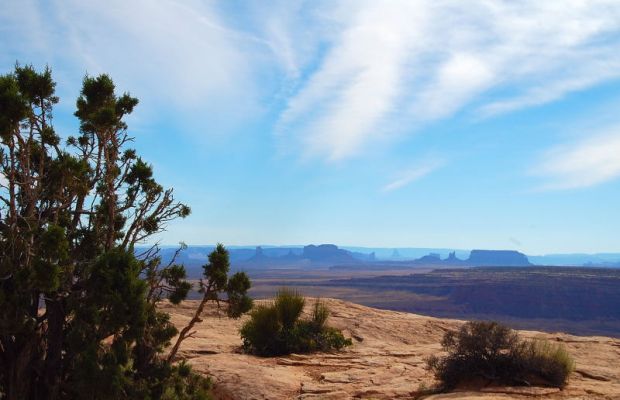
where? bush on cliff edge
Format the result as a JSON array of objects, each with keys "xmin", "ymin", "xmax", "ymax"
[
  {"xmin": 427, "ymin": 321, "xmax": 575, "ymax": 391},
  {"xmin": 240, "ymin": 288, "xmax": 352, "ymax": 356}
]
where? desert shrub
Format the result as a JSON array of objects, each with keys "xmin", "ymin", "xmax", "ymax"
[
  {"xmin": 275, "ymin": 287, "xmax": 306, "ymax": 330},
  {"xmin": 240, "ymin": 289, "xmax": 352, "ymax": 356},
  {"xmin": 427, "ymin": 321, "xmax": 574, "ymax": 390},
  {"xmin": 514, "ymin": 339, "xmax": 575, "ymax": 388},
  {"xmin": 311, "ymin": 299, "xmax": 330, "ymax": 327},
  {"xmin": 239, "ymin": 305, "xmax": 284, "ymax": 356}
]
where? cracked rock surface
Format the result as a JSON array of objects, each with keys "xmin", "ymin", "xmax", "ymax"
[{"xmin": 161, "ymin": 299, "xmax": 620, "ymax": 400}]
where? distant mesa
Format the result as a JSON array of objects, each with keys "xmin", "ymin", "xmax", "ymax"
[
  {"xmin": 241, "ymin": 246, "xmax": 532, "ymax": 268},
  {"xmin": 410, "ymin": 249, "xmax": 531, "ymax": 267},
  {"xmin": 302, "ymin": 244, "xmax": 359, "ymax": 264},
  {"xmin": 248, "ymin": 246, "xmax": 270, "ymax": 263},
  {"xmin": 467, "ymin": 249, "xmax": 532, "ymax": 267},
  {"xmin": 150, "ymin": 245, "xmax": 619, "ymax": 274},
  {"xmin": 330, "ymin": 248, "xmax": 533, "ymax": 270},
  {"xmin": 155, "ymin": 244, "xmax": 533, "ymax": 273},
  {"xmin": 416, "ymin": 253, "xmax": 443, "ymax": 264},
  {"xmin": 231, "ymin": 243, "xmax": 361, "ymax": 268}
]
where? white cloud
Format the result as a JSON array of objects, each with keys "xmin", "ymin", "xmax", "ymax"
[
  {"xmin": 4, "ymin": 1, "xmax": 620, "ymax": 161},
  {"xmin": 382, "ymin": 159, "xmax": 445, "ymax": 192},
  {"xmin": 479, "ymin": 57, "xmax": 620, "ymax": 117},
  {"xmin": 534, "ymin": 128, "xmax": 620, "ymax": 190},
  {"xmin": 276, "ymin": 0, "xmax": 620, "ymax": 161},
  {"xmin": 276, "ymin": 1, "xmax": 425, "ymax": 161},
  {"xmin": 413, "ymin": 52, "xmax": 495, "ymax": 120},
  {"xmin": 2, "ymin": 0, "xmax": 268, "ymax": 133}
]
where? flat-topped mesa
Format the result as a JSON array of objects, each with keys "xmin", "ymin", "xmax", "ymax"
[
  {"xmin": 467, "ymin": 249, "xmax": 532, "ymax": 266},
  {"xmin": 302, "ymin": 244, "xmax": 359, "ymax": 264},
  {"xmin": 417, "ymin": 253, "xmax": 444, "ymax": 264}
]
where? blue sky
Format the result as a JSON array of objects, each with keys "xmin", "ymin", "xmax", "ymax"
[{"xmin": 2, "ymin": 0, "xmax": 620, "ymax": 254}]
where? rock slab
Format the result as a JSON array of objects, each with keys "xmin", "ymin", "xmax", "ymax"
[{"xmin": 161, "ymin": 299, "xmax": 620, "ymax": 400}]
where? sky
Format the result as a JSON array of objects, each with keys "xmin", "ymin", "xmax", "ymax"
[{"xmin": 2, "ymin": 0, "xmax": 620, "ymax": 255}]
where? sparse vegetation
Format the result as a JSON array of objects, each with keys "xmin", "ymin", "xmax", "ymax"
[
  {"xmin": 152, "ymin": 362, "xmax": 212, "ymax": 400},
  {"xmin": 240, "ymin": 288, "xmax": 352, "ymax": 356},
  {"xmin": 514, "ymin": 339, "xmax": 576, "ymax": 388},
  {"xmin": 427, "ymin": 321, "xmax": 575, "ymax": 391},
  {"xmin": 167, "ymin": 243, "xmax": 253, "ymax": 362}
]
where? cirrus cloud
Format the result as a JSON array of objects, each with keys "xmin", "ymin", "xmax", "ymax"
[
  {"xmin": 381, "ymin": 159, "xmax": 446, "ymax": 192},
  {"xmin": 4, "ymin": 0, "xmax": 620, "ymax": 163},
  {"xmin": 534, "ymin": 128, "xmax": 620, "ymax": 190},
  {"xmin": 275, "ymin": 0, "xmax": 620, "ymax": 161}
]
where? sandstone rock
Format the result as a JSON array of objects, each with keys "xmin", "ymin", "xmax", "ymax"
[{"xmin": 160, "ymin": 299, "xmax": 620, "ymax": 400}]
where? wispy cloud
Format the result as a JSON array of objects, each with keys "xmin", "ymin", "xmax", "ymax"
[
  {"xmin": 4, "ymin": 1, "xmax": 620, "ymax": 162},
  {"xmin": 534, "ymin": 128, "xmax": 620, "ymax": 190},
  {"xmin": 276, "ymin": 0, "xmax": 620, "ymax": 161},
  {"xmin": 1, "ymin": 0, "xmax": 268, "ymax": 132},
  {"xmin": 276, "ymin": 2, "xmax": 422, "ymax": 161},
  {"xmin": 382, "ymin": 159, "xmax": 445, "ymax": 192}
]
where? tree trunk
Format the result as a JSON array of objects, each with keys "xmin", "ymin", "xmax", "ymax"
[
  {"xmin": 5, "ymin": 335, "xmax": 38, "ymax": 400},
  {"xmin": 42, "ymin": 298, "xmax": 64, "ymax": 400},
  {"xmin": 167, "ymin": 292, "xmax": 210, "ymax": 363}
]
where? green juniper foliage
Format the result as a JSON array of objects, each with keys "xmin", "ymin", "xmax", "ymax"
[
  {"xmin": 167, "ymin": 244, "xmax": 252, "ymax": 363},
  {"xmin": 240, "ymin": 288, "xmax": 352, "ymax": 356},
  {"xmin": 0, "ymin": 64, "xmax": 250, "ymax": 399}
]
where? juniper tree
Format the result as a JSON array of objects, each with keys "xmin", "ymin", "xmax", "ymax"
[
  {"xmin": 0, "ymin": 64, "xmax": 251, "ymax": 399},
  {"xmin": 167, "ymin": 244, "xmax": 252, "ymax": 362}
]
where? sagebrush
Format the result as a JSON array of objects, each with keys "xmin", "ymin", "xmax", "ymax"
[
  {"xmin": 427, "ymin": 321, "xmax": 575, "ymax": 390},
  {"xmin": 240, "ymin": 288, "xmax": 352, "ymax": 356}
]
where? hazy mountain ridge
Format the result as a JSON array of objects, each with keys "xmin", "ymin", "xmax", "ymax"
[
  {"xmin": 149, "ymin": 244, "xmax": 620, "ymax": 270},
  {"xmin": 144, "ymin": 245, "xmax": 620, "ymax": 284}
]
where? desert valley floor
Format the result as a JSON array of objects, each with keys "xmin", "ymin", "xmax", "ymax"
[{"xmin": 162, "ymin": 299, "xmax": 620, "ymax": 400}]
